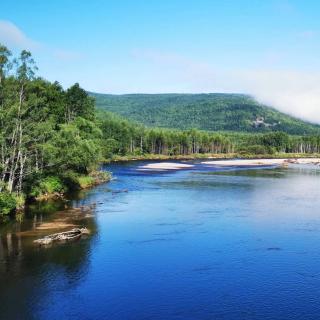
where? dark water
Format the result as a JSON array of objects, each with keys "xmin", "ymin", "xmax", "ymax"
[{"xmin": 1, "ymin": 161, "xmax": 320, "ymax": 320}]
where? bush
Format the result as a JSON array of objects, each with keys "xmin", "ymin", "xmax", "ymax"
[
  {"xmin": 77, "ymin": 176, "xmax": 95, "ymax": 189},
  {"xmin": 61, "ymin": 170, "xmax": 111, "ymax": 190},
  {"xmin": 76, "ymin": 171, "xmax": 111, "ymax": 189},
  {"xmin": 61, "ymin": 171, "xmax": 81, "ymax": 191},
  {"xmin": 30, "ymin": 176, "xmax": 65, "ymax": 197},
  {"xmin": 0, "ymin": 192, "xmax": 17, "ymax": 215},
  {"xmin": 15, "ymin": 194, "xmax": 25, "ymax": 209}
]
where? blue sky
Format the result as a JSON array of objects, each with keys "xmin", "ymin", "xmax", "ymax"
[{"xmin": 1, "ymin": 0, "xmax": 320, "ymax": 122}]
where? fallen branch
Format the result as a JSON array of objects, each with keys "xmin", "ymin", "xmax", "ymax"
[{"xmin": 34, "ymin": 227, "xmax": 90, "ymax": 246}]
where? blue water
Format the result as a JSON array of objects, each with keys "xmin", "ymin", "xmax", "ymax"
[{"xmin": 1, "ymin": 161, "xmax": 320, "ymax": 319}]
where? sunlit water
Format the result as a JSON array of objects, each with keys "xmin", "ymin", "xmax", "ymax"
[{"xmin": 1, "ymin": 161, "xmax": 320, "ymax": 320}]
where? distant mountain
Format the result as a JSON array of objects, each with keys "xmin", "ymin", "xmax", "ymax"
[{"xmin": 91, "ymin": 93, "xmax": 320, "ymax": 135}]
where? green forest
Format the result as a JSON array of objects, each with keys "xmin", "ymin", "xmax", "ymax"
[
  {"xmin": 1, "ymin": 44, "xmax": 320, "ymax": 218},
  {"xmin": 92, "ymin": 92, "xmax": 320, "ymax": 135}
]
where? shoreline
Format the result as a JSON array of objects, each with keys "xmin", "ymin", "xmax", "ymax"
[
  {"xmin": 136, "ymin": 157, "xmax": 320, "ymax": 171},
  {"xmin": 0, "ymin": 171, "xmax": 112, "ymax": 222},
  {"xmin": 34, "ymin": 171, "xmax": 112, "ymax": 202},
  {"xmin": 108, "ymin": 152, "xmax": 320, "ymax": 163}
]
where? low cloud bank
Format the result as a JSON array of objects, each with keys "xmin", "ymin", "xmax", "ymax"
[
  {"xmin": 132, "ymin": 49, "xmax": 320, "ymax": 124},
  {"xmin": 234, "ymin": 69, "xmax": 320, "ymax": 124}
]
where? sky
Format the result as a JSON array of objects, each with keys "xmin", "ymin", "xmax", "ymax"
[{"xmin": 1, "ymin": 0, "xmax": 320, "ymax": 123}]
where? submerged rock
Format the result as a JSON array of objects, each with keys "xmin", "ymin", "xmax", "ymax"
[{"xmin": 112, "ymin": 189, "xmax": 128, "ymax": 194}]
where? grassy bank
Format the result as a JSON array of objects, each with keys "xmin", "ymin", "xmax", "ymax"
[
  {"xmin": 33, "ymin": 170, "xmax": 112, "ymax": 201},
  {"xmin": 0, "ymin": 170, "xmax": 111, "ymax": 220}
]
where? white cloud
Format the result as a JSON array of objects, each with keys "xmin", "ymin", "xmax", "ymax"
[
  {"xmin": 0, "ymin": 20, "xmax": 82, "ymax": 64},
  {"xmin": 0, "ymin": 20, "xmax": 39, "ymax": 50},
  {"xmin": 240, "ymin": 69, "xmax": 320, "ymax": 123}
]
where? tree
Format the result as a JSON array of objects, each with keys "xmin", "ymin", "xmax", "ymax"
[
  {"xmin": 0, "ymin": 45, "xmax": 11, "ymax": 85},
  {"xmin": 65, "ymin": 83, "xmax": 94, "ymax": 122}
]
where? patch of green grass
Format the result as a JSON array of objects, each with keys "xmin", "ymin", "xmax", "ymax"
[
  {"xmin": 77, "ymin": 171, "xmax": 111, "ymax": 188},
  {"xmin": 61, "ymin": 170, "xmax": 111, "ymax": 190},
  {"xmin": 77, "ymin": 175, "xmax": 95, "ymax": 188}
]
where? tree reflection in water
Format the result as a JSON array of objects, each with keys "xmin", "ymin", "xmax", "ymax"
[{"xmin": 0, "ymin": 197, "xmax": 97, "ymax": 319}]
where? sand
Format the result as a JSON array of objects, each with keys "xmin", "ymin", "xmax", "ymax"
[
  {"xmin": 292, "ymin": 158, "xmax": 320, "ymax": 164},
  {"xmin": 202, "ymin": 158, "xmax": 320, "ymax": 166},
  {"xmin": 35, "ymin": 222, "xmax": 77, "ymax": 230},
  {"xmin": 137, "ymin": 162, "xmax": 194, "ymax": 170},
  {"xmin": 137, "ymin": 158, "xmax": 320, "ymax": 170},
  {"xmin": 202, "ymin": 159, "xmax": 286, "ymax": 166}
]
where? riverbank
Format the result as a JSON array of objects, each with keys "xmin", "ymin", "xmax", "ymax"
[
  {"xmin": 137, "ymin": 157, "xmax": 320, "ymax": 171},
  {"xmin": 0, "ymin": 170, "xmax": 111, "ymax": 221},
  {"xmin": 34, "ymin": 171, "xmax": 112, "ymax": 201},
  {"xmin": 109, "ymin": 152, "xmax": 320, "ymax": 162},
  {"xmin": 202, "ymin": 158, "xmax": 320, "ymax": 166}
]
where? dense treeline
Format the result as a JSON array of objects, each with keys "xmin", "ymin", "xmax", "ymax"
[
  {"xmin": 228, "ymin": 131, "xmax": 320, "ymax": 154},
  {"xmin": 97, "ymin": 112, "xmax": 320, "ymax": 157},
  {"xmin": 92, "ymin": 93, "xmax": 320, "ymax": 135},
  {"xmin": 98, "ymin": 112, "xmax": 233, "ymax": 156},
  {"xmin": 1, "ymin": 44, "xmax": 320, "ymax": 217}
]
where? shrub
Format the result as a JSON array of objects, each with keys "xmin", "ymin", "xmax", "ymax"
[
  {"xmin": 15, "ymin": 194, "xmax": 25, "ymax": 209},
  {"xmin": 77, "ymin": 176, "xmax": 95, "ymax": 189},
  {"xmin": 30, "ymin": 176, "xmax": 65, "ymax": 197},
  {"xmin": 0, "ymin": 192, "xmax": 17, "ymax": 215},
  {"xmin": 61, "ymin": 170, "xmax": 111, "ymax": 190},
  {"xmin": 77, "ymin": 171, "xmax": 111, "ymax": 188},
  {"xmin": 61, "ymin": 171, "xmax": 81, "ymax": 191}
]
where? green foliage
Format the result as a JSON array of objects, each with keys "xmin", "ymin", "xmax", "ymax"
[
  {"xmin": 0, "ymin": 192, "xmax": 17, "ymax": 215},
  {"xmin": 238, "ymin": 145, "xmax": 275, "ymax": 155},
  {"xmin": 48, "ymin": 118, "xmax": 102, "ymax": 173},
  {"xmin": 59, "ymin": 170, "xmax": 111, "ymax": 190},
  {"xmin": 15, "ymin": 194, "xmax": 25, "ymax": 209},
  {"xmin": 96, "ymin": 111, "xmax": 320, "ymax": 159},
  {"xmin": 77, "ymin": 176, "xmax": 95, "ymax": 188},
  {"xmin": 261, "ymin": 132, "xmax": 289, "ymax": 152},
  {"xmin": 97, "ymin": 111, "xmax": 234, "ymax": 157},
  {"xmin": 92, "ymin": 93, "xmax": 320, "ymax": 135},
  {"xmin": 30, "ymin": 176, "xmax": 65, "ymax": 197},
  {"xmin": 66, "ymin": 83, "xmax": 95, "ymax": 122},
  {"xmin": 0, "ymin": 44, "xmax": 11, "ymax": 82},
  {"xmin": 0, "ymin": 43, "xmax": 104, "ymax": 216}
]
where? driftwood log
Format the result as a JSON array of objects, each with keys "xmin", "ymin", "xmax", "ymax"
[{"xmin": 34, "ymin": 228, "xmax": 90, "ymax": 246}]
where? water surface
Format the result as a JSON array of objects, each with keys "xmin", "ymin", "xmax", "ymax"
[{"xmin": 1, "ymin": 161, "xmax": 320, "ymax": 320}]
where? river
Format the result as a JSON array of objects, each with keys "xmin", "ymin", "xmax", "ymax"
[{"xmin": 1, "ymin": 160, "xmax": 320, "ymax": 319}]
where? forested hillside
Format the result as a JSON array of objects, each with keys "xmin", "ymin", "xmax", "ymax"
[{"xmin": 92, "ymin": 93, "xmax": 320, "ymax": 135}]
